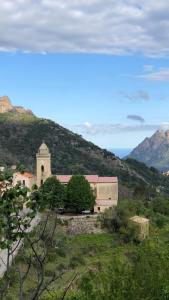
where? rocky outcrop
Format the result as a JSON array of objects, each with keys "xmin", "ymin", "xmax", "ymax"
[
  {"xmin": 128, "ymin": 130, "xmax": 169, "ymax": 171},
  {"xmin": 0, "ymin": 96, "xmax": 33, "ymax": 115},
  {"xmin": 0, "ymin": 96, "xmax": 13, "ymax": 113}
]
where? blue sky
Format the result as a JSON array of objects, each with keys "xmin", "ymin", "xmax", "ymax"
[{"xmin": 1, "ymin": 0, "xmax": 169, "ymax": 149}]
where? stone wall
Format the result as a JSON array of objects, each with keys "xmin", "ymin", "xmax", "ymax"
[{"xmin": 62, "ymin": 216, "xmax": 102, "ymax": 235}]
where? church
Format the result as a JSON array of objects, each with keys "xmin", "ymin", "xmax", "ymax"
[{"xmin": 13, "ymin": 142, "xmax": 118, "ymax": 213}]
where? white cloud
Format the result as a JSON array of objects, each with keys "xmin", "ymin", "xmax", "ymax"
[
  {"xmin": 160, "ymin": 122, "xmax": 169, "ymax": 130},
  {"xmin": 120, "ymin": 90, "xmax": 150, "ymax": 101},
  {"xmin": 140, "ymin": 68, "xmax": 169, "ymax": 81},
  {"xmin": 0, "ymin": 0, "xmax": 169, "ymax": 55},
  {"xmin": 74, "ymin": 122, "xmax": 161, "ymax": 135}
]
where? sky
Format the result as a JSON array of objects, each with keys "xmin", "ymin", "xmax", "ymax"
[{"xmin": 1, "ymin": 0, "xmax": 169, "ymax": 149}]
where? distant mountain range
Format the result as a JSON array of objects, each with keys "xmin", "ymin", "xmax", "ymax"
[
  {"xmin": 0, "ymin": 96, "xmax": 169, "ymax": 195},
  {"xmin": 109, "ymin": 148, "xmax": 132, "ymax": 158},
  {"xmin": 128, "ymin": 130, "xmax": 169, "ymax": 172}
]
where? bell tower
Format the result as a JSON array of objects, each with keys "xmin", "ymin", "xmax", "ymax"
[{"xmin": 36, "ymin": 142, "xmax": 51, "ymax": 187}]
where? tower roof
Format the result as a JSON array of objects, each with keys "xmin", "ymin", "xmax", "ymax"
[{"xmin": 38, "ymin": 142, "xmax": 50, "ymax": 155}]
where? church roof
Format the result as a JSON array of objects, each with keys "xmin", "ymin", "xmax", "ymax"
[
  {"xmin": 15, "ymin": 172, "xmax": 35, "ymax": 178},
  {"xmin": 56, "ymin": 175, "xmax": 118, "ymax": 184},
  {"xmin": 98, "ymin": 177, "xmax": 118, "ymax": 183}
]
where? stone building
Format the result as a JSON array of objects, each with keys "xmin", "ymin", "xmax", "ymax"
[
  {"xmin": 13, "ymin": 172, "xmax": 36, "ymax": 190},
  {"xmin": 130, "ymin": 216, "xmax": 149, "ymax": 241},
  {"xmin": 13, "ymin": 142, "xmax": 118, "ymax": 213}
]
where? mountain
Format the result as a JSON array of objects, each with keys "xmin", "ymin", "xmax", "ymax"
[
  {"xmin": 0, "ymin": 96, "xmax": 33, "ymax": 115},
  {"xmin": 0, "ymin": 97, "xmax": 169, "ymax": 195},
  {"xmin": 128, "ymin": 130, "xmax": 169, "ymax": 172}
]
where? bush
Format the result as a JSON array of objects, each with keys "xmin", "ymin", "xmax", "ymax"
[
  {"xmin": 100, "ymin": 207, "xmax": 129, "ymax": 233},
  {"xmin": 100, "ymin": 207, "xmax": 139, "ymax": 243}
]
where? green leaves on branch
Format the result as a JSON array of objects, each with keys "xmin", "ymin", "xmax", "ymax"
[
  {"xmin": 40, "ymin": 176, "xmax": 66, "ymax": 210},
  {"xmin": 0, "ymin": 185, "xmax": 32, "ymax": 250},
  {"xmin": 66, "ymin": 175, "xmax": 96, "ymax": 213}
]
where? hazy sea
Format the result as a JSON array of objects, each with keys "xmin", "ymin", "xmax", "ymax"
[{"xmin": 109, "ymin": 148, "xmax": 132, "ymax": 159}]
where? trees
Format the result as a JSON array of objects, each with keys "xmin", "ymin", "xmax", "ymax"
[
  {"xmin": 0, "ymin": 183, "xmax": 38, "ymax": 298},
  {"xmin": 0, "ymin": 181, "xmax": 68, "ymax": 299},
  {"xmin": 17, "ymin": 164, "xmax": 26, "ymax": 174},
  {"xmin": 66, "ymin": 175, "xmax": 95, "ymax": 213},
  {"xmin": 100, "ymin": 207, "xmax": 139, "ymax": 243},
  {"xmin": 40, "ymin": 176, "xmax": 66, "ymax": 210}
]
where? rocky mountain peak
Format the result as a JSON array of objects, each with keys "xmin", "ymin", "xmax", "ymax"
[
  {"xmin": 128, "ymin": 129, "xmax": 169, "ymax": 171},
  {"xmin": 0, "ymin": 96, "xmax": 13, "ymax": 112},
  {"xmin": 0, "ymin": 96, "xmax": 33, "ymax": 115}
]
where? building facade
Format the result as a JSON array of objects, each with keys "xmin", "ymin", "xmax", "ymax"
[
  {"xmin": 13, "ymin": 143, "xmax": 118, "ymax": 213},
  {"xmin": 13, "ymin": 172, "xmax": 36, "ymax": 190}
]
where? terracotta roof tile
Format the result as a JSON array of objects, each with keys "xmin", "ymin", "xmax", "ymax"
[
  {"xmin": 56, "ymin": 175, "xmax": 117, "ymax": 184},
  {"xmin": 16, "ymin": 172, "xmax": 35, "ymax": 179}
]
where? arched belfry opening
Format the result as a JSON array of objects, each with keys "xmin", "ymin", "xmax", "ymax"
[{"xmin": 36, "ymin": 142, "xmax": 51, "ymax": 187}]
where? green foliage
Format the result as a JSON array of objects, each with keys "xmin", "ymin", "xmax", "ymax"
[
  {"xmin": 151, "ymin": 197, "xmax": 169, "ymax": 215},
  {"xmin": 126, "ymin": 158, "xmax": 169, "ymax": 194},
  {"xmin": 17, "ymin": 163, "xmax": 26, "ymax": 174},
  {"xmin": 0, "ymin": 185, "xmax": 31, "ymax": 250},
  {"xmin": 0, "ymin": 112, "xmax": 169, "ymax": 195},
  {"xmin": 100, "ymin": 206, "xmax": 139, "ymax": 243},
  {"xmin": 40, "ymin": 176, "xmax": 66, "ymax": 209},
  {"xmin": 65, "ymin": 239, "xmax": 169, "ymax": 300},
  {"xmin": 66, "ymin": 175, "xmax": 95, "ymax": 212},
  {"xmin": 100, "ymin": 207, "xmax": 129, "ymax": 233},
  {"xmin": 0, "ymin": 169, "xmax": 13, "ymax": 181}
]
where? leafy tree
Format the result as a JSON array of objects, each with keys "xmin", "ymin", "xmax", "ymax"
[
  {"xmin": 151, "ymin": 197, "xmax": 169, "ymax": 215},
  {"xmin": 100, "ymin": 207, "xmax": 129, "ymax": 233},
  {"xmin": 0, "ymin": 183, "xmax": 37, "ymax": 298},
  {"xmin": 100, "ymin": 207, "xmax": 139, "ymax": 243},
  {"xmin": 0, "ymin": 169, "xmax": 13, "ymax": 181},
  {"xmin": 17, "ymin": 164, "xmax": 26, "ymax": 174},
  {"xmin": 66, "ymin": 175, "xmax": 95, "ymax": 213},
  {"xmin": 0, "ymin": 181, "xmax": 66, "ymax": 299},
  {"xmin": 40, "ymin": 176, "xmax": 66, "ymax": 209}
]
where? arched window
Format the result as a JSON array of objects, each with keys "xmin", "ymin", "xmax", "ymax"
[{"xmin": 41, "ymin": 165, "xmax": 44, "ymax": 173}]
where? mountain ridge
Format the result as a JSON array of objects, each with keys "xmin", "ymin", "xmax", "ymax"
[
  {"xmin": 128, "ymin": 130, "xmax": 169, "ymax": 171},
  {"xmin": 0, "ymin": 96, "xmax": 169, "ymax": 195}
]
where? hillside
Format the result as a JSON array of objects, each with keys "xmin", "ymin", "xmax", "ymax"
[
  {"xmin": 0, "ymin": 108, "xmax": 169, "ymax": 195},
  {"xmin": 128, "ymin": 130, "xmax": 169, "ymax": 172},
  {"xmin": 4, "ymin": 197, "xmax": 169, "ymax": 299}
]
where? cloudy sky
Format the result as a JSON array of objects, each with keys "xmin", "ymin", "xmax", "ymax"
[{"xmin": 1, "ymin": 0, "xmax": 169, "ymax": 149}]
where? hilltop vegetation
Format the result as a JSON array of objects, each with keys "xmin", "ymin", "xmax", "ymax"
[
  {"xmin": 0, "ymin": 112, "xmax": 169, "ymax": 195},
  {"xmin": 3, "ymin": 195, "xmax": 169, "ymax": 300}
]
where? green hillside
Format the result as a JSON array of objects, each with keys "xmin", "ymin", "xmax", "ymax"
[
  {"xmin": 4, "ymin": 197, "xmax": 169, "ymax": 300},
  {"xmin": 0, "ymin": 112, "xmax": 169, "ymax": 194}
]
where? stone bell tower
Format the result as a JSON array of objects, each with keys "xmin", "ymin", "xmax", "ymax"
[{"xmin": 36, "ymin": 142, "xmax": 51, "ymax": 187}]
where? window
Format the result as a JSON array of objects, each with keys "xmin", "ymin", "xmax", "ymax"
[
  {"xmin": 109, "ymin": 197, "xmax": 111, "ymax": 200},
  {"xmin": 23, "ymin": 180, "xmax": 26, "ymax": 186},
  {"xmin": 41, "ymin": 165, "xmax": 44, "ymax": 172},
  {"xmin": 98, "ymin": 207, "xmax": 100, "ymax": 212},
  {"xmin": 41, "ymin": 180, "xmax": 44, "ymax": 186}
]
